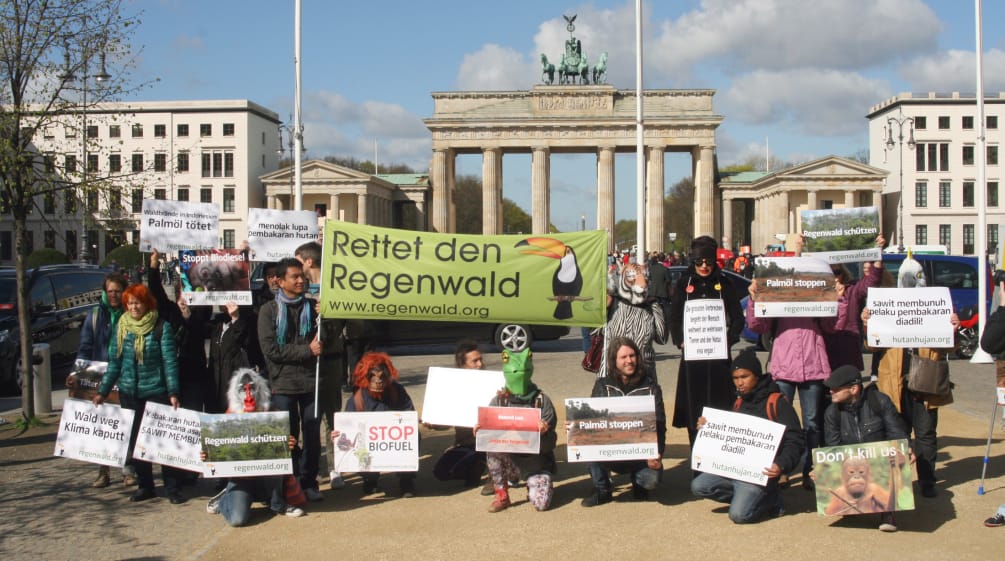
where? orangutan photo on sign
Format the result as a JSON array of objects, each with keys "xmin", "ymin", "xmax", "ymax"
[{"xmin": 812, "ymin": 439, "xmax": 915, "ymax": 516}]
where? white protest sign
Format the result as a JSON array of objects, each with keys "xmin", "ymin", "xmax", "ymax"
[
  {"xmin": 565, "ymin": 395, "xmax": 658, "ymax": 462},
  {"xmin": 133, "ymin": 402, "xmax": 203, "ymax": 473},
  {"xmin": 139, "ymin": 199, "xmax": 219, "ymax": 252},
  {"xmin": 683, "ymin": 299, "xmax": 729, "ymax": 361},
  {"xmin": 421, "ymin": 367, "xmax": 506, "ymax": 427},
  {"xmin": 865, "ymin": 287, "xmax": 954, "ymax": 348},
  {"xmin": 751, "ymin": 256, "xmax": 838, "ymax": 317},
  {"xmin": 177, "ymin": 249, "xmax": 252, "ymax": 306},
  {"xmin": 331, "ymin": 411, "xmax": 419, "ymax": 472},
  {"xmin": 801, "ymin": 206, "xmax": 882, "ymax": 265},
  {"xmin": 54, "ymin": 398, "xmax": 135, "ymax": 467},
  {"xmin": 247, "ymin": 208, "xmax": 320, "ymax": 261},
  {"xmin": 996, "ymin": 387, "xmax": 1004, "ymax": 406},
  {"xmin": 691, "ymin": 407, "xmax": 786, "ymax": 486},
  {"xmin": 200, "ymin": 412, "xmax": 293, "ymax": 478}
]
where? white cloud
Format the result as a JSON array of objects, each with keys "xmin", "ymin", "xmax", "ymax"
[
  {"xmin": 899, "ymin": 48, "xmax": 1005, "ymax": 93},
  {"xmin": 456, "ymin": 44, "xmax": 536, "ymax": 91},
  {"xmin": 722, "ymin": 69, "xmax": 892, "ymax": 136}
]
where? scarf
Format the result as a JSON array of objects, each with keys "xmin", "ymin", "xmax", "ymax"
[
  {"xmin": 101, "ymin": 292, "xmax": 125, "ymax": 328},
  {"xmin": 116, "ymin": 310, "xmax": 159, "ymax": 364},
  {"xmin": 275, "ymin": 290, "xmax": 311, "ymax": 347}
]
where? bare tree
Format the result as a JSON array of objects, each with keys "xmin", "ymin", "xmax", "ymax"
[{"xmin": 1, "ymin": 0, "xmax": 141, "ymax": 421}]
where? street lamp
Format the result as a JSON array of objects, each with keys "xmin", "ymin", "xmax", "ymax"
[
  {"xmin": 277, "ymin": 122, "xmax": 305, "ymax": 208},
  {"xmin": 61, "ymin": 27, "xmax": 112, "ymax": 265},
  {"xmin": 884, "ymin": 114, "xmax": 915, "ymax": 252}
]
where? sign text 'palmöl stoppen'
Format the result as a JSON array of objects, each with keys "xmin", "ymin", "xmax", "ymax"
[{"xmin": 328, "ymin": 230, "xmax": 520, "ymax": 299}]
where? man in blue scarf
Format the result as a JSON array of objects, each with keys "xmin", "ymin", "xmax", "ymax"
[{"xmin": 258, "ymin": 257, "xmax": 324, "ymax": 501}]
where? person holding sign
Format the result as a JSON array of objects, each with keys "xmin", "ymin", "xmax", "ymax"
[
  {"xmin": 580, "ymin": 336, "xmax": 665, "ymax": 507},
  {"xmin": 979, "ymin": 278, "xmax": 1005, "ymax": 527},
  {"xmin": 339, "ymin": 352, "xmax": 418, "ymax": 498},
  {"xmin": 476, "ymin": 348, "xmax": 557, "ymax": 513},
  {"xmin": 825, "ymin": 236, "xmax": 885, "ymax": 371},
  {"xmin": 691, "ymin": 351, "xmax": 805, "ymax": 523},
  {"xmin": 669, "ymin": 236, "xmax": 744, "ymax": 446},
  {"xmin": 93, "ymin": 284, "xmax": 186, "ymax": 504}
]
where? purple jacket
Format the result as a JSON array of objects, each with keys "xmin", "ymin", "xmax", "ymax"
[
  {"xmin": 826, "ymin": 264, "xmax": 881, "ymax": 370},
  {"xmin": 746, "ymin": 305, "xmax": 836, "ymax": 383}
]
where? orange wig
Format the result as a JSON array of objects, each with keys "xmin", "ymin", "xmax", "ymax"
[
  {"xmin": 352, "ymin": 352, "xmax": 399, "ymax": 389},
  {"xmin": 122, "ymin": 283, "xmax": 157, "ymax": 312}
]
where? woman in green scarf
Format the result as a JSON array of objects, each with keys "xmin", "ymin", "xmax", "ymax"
[{"xmin": 95, "ymin": 283, "xmax": 184, "ymax": 504}]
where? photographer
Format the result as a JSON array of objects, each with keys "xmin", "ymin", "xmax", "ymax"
[{"xmin": 979, "ymin": 274, "xmax": 1005, "ymax": 527}]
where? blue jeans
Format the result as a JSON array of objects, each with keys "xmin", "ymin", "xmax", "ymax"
[
  {"xmin": 218, "ymin": 477, "xmax": 286, "ymax": 527},
  {"xmin": 774, "ymin": 379, "xmax": 824, "ymax": 475},
  {"xmin": 691, "ymin": 472, "xmax": 780, "ymax": 524},
  {"xmin": 271, "ymin": 393, "xmax": 321, "ymax": 491},
  {"xmin": 588, "ymin": 461, "xmax": 661, "ymax": 492}
]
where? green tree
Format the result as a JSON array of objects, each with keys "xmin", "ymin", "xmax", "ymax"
[
  {"xmin": 665, "ymin": 177, "xmax": 695, "ymax": 250},
  {"xmin": 1, "ymin": 0, "xmax": 141, "ymax": 421}
]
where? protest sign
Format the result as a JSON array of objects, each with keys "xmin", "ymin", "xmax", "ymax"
[
  {"xmin": 565, "ymin": 395, "xmax": 658, "ymax": 462},
  {"xmin": 812, "ymin": 439, "xmax": 915, "ymax": 516},
  {"xmin": 475, "ymin": 406, "xmax": 541, "ymax": 454},
  {"xmin": 996, "ymin": 387, "xmax": 1005, "ymax": 406},
  {"xmin": 865, "ymin": 287, "xmax": 954, "ymax": 348},
  {"xmin": 67, "ymin": 362, "xmax": 116, "ymax": 403},
  {"xmin": 801, "ymin": 207, "xmax": 882, "ymax": 264},
  {"xmin": 420, "ymin": 367, "xmax": 505, "ymax": 427},
  {"xmin": 247, "ymin": 208, "xmax": 319, "ymax": 261},
  {"xmin": 133, "ymin": 402, "xmax": 203, "ymax": 473},
  {"xmin": 683, "ymin": 299, "xmax": 728, "ymax": 361},
  {"xmin": 177, "ymin": 249, "xmax": 252, "ymax": 306},
  {"xmin": 330, "ymin": 411, "xmax": 419, "ymax": 472},
  {"xmin": 54, "ymin": 398, "xmax": 135, "ymax": 467},
  {"xmin": 200, "ymin": 412, "xmax": 293, "ymax": 478},
  {"xmin": 319, "ymin": 221, "xmax": 607, "ymax": 327},
  {"xmin": 751, "ymin": 256, "xmax": 838, "ymax": 317},
  {"xmin": 691, "ymin": 407, "xmax": 785, "ymax": 486},
  {"xmin": 139, "ymin": 199, "xmax": 219, "ymax": 252}
]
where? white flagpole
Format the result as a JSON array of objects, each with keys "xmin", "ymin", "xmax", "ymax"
[
  {"xmin": 635, "ymin": 0, "xmax": 646, "ymax": 264},
  {"xmin": 972, "ymin": 0, "xmax": 993, "ymax": 364}
]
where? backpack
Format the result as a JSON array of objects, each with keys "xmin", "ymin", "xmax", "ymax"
[{"xmin": 733, "ymin": 391, "xmax": 787, "ymax": 421}]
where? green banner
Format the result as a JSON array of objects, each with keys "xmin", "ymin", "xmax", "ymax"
[{"xmin": 320, "ymin": 221, "xmax": 607, "ymax": 327}]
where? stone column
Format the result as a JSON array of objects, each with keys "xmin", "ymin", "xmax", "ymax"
[
  {"xmin": 532, "ymin": 146, "xmax": 550, "ymax": 234},
  {"xmin": 645, "ymin": 146, "xmax": 665, "ymax": 253},
  {"xmin": 275, "ymin": 196, "xmax": 284, "ymax": 211},
  {"xmin": 447, "ymin": 153, "xmax": 457, "ymax": 233},
  {"xmin": 845, "ymin": 190, "xmax": 856, "ymax": 208},
  {"xmin": 358, "ymin": 193, "xmax": 368, "ymax": 225},
  {"xmin": 807, "ymin": 189, "xmax": 818, "ymax": 211},
  {"xmin": 693, "ymin": 145, "xmax": 716, "ymax": 236},
  {"xmin": 329, "ymin": 194, "xmax": 340, "ymax": 221},
  {"xmin": 752, "ymin": 197, "xmax": 762, "ymax": 252},
  {"xmin": 779, "ymin": 191, "xmax": 790, "ymax": 236},
  {"xmin": 482, "ymin": 147, "xmax": 501, "ymax": 235},
  {"xmin": 597, "ymin": 146, "xmax": 616, "ymax": 250},
  {"xmin": 722, "ymin": 196, "xmax": 733, "ymax": 247},
  {"xmin": 267, "ymin": 195, "xmax": 276, "ymax": 210},
  {"xmin": 431, "ymin": 149, "xmax": 449, "ymax": 232}
]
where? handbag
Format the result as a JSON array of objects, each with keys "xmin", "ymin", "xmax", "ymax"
[
  {"xmin": 907, "ymin": 352, "xmax": 951, "ymax": 396},
  {"xmin": 581, "ymin": 329, "xmax": 604, "ymax": 373}
]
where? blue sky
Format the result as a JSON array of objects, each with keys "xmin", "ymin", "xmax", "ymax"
[{"xmin": 122, "ymin": 0, "xmax": 1005, "ymax": 233}]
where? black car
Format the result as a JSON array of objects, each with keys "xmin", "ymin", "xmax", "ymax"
[
  {"xmin": 0, "ymin": 264, "xmax": 110, "ymax": 393},
  {"xmin": 347, "ymin": 319, "xmax": 570, "ymax": 353}
]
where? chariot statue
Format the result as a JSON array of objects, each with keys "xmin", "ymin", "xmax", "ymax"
[{"xmin": 540, "ymin": 14, "xmax": 608, "ymax": 86}]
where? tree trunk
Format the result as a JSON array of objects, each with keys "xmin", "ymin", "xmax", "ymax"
[{"xmin": 15, "ymin": 210, "xmax": 36, "ymax": 420}]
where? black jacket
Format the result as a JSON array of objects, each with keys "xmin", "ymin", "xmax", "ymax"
[
  {"xmin": 591, "ymin": 371, "xmax": 666, "ymax": 455},
  {"xmin": 823, "ymin": 384, "xmax": 908, "ymax": 446},
  {"xmin": 733, "ymin": 376, "xmax": 804, "ymax": 475},
  {"xmin": 669, "ymin": 267, "xmax": 744, "ymax": 348},
  {"xmin": 981, "ymin": 305, "xmax": 1005, "ymax": 355}
]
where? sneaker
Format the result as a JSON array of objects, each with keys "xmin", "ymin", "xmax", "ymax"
[
  {"xmin": 329, "ymin": 472, "xmax": 345, "ymax": 490},
  {"xmin": 581, "ymin": 490, "xmax": 612, "ymax": 507},
  {"xmin": 281, "ymin": 505, "xmax": 305, "ymax": 517},
  {"xmin": 130, "ymin": 488, "xmax": 156, "ymax": 502},
  {"xmin": 984, "ymin": 513, "xmax": 1005, "ymax": 528},
  {"xmin": 167, "ymin": 490, "xmax": 186, "ymax": 505},
  {"xmin": 488, "ymin": 490, "xmax": 511, "ymax": 513},
  {"xmin": 206, "ymin": 488, "xmax": 226, "ymax": 514},
  {"xmin": 304, "ymin": 487, "xmax": 324, "ymax": 502},
  {"xmin": 879, "ymin": 512, "xmax": 897, "ymax": 532},
  {"xmin": 399, "ymin": 480, "xmax": 416, "ymax": 498},
  {"xmin": 480, "ymin": 480, "xmax": 496, "ymax": 496}
]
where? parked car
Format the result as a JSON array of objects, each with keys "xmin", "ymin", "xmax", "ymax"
[
  {"xmin": 880, "ymin": 253, "xmax": 990, "ymax": 314},
  {"xmin": 347, "ymin": 319, "xmax": 570, "ymax": 353},
  {"xmin": 0, "ymin": 264, "xmax": 110, "ymax": 393}
]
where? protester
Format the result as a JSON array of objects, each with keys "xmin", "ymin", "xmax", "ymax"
[
  {"xmin": 977, "ymin": 278, "xmax": 1005, "ymax": 528},
  {"xmin": 476, "ymin": 347, "xmax": 557, "ymax": 513},
  {"xmin": 93, "ymin": 284, "xmax": 186, "ymax": 504},
  {"xmin": 252, "ymin": 261, "xmax": 280, "ymax": 312},
  {"xmin": 691, "ymin": 351, "xmax": 804, "ymax": 523},
  {"xmin": 600, "ymin": 261, "xmax": 668, "ymax": 380},
  {"xmin": 822, "ymin": 364, "xmax": 909, "ymax": 532},
  {"xmin": 207, "ymin": 301, "xmax": 264, "ymax": 413},
  {"xmin": 745, "ymin": 235, "xmax": 836, "ymax": 490},
  {"xmin": 427, "ymin": 340, "xmax": 491, "ymax": 493},
  {"xmin": 258, "ymin": 257, "xmax": 325, "ymax": 502},
  {"xmin": 825, "ymin": 236, "xmax": 885, "ymax": 371},
  {"xmin": 669, "ymin": 236, "xmax": 744, "ymax": 446},
  {"xmin": 69, "ymin": 272, "xmax": 133, "ymax": 488},
  {"xmin": 579, "ymin": 336, "xmax": 664, "ymax": 507},
  {"xmin": 337, "ymin": 351, "xmax": 418, "ymax": 498},
  {"xmin": 204, "ymin": 368, "xmax": 306, "ymax": 525}
]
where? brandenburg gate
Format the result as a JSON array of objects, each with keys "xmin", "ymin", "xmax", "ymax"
[{"xmin": 424, "ymin": 85, "xmax": 723, "ymax": 249}]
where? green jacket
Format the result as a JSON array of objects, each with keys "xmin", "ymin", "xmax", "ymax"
[{"xmin": 99, "ymin": 319, "xmax": 180, "ymax": 399}]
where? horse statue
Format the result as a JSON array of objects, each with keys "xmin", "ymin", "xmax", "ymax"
[
  {"xmin": 559, "ymin": 51, "xmax": 589, "ymax": 85},
  {"xmin": 577, "ymin": 52, "xmax": 589, "ymax": 84},
  {"xmin": 592, "ymin": 52, "xmax": 608, "ymax": 84},
  {"xmin": 540, "ymin": 53, "xmax": 556, "ymax": 85}
]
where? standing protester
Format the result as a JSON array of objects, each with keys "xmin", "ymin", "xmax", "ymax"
[
  {"xmin": 93, "ymin": 284, "xmax": 186, "ymax": 504},
  {"xmin": 669, "ymin": 236, "xmax": 744, "ymax": 446},
  {"xmin": 579, "ymin": 336, "xmax": 664, "ymax": 507},
  {"xmin": 978, "ymin": 278, "xmax": 1005, "ymax": 527},
  {"xmin": 825, "ymin": 236, "xmax": 885, "ymax": 371},
  {"xmin": 258, "ymin": 258, "xmax": 325, "ymax": 502},
  {"xmin": 69, "ymin": 272, "xmax": 133, "ymax": 488},
  {"xmin": 252, "ymin": 261, "xmax": 280, "ymax": 313},
  {"xmin": 207, "ymin": 301, "xmax": 264, "ymax": 413}
]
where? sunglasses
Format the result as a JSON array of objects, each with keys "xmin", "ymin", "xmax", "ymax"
[{"xmin": 693, "ymin": 258, "xmax": 714, "ymax": 267}]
